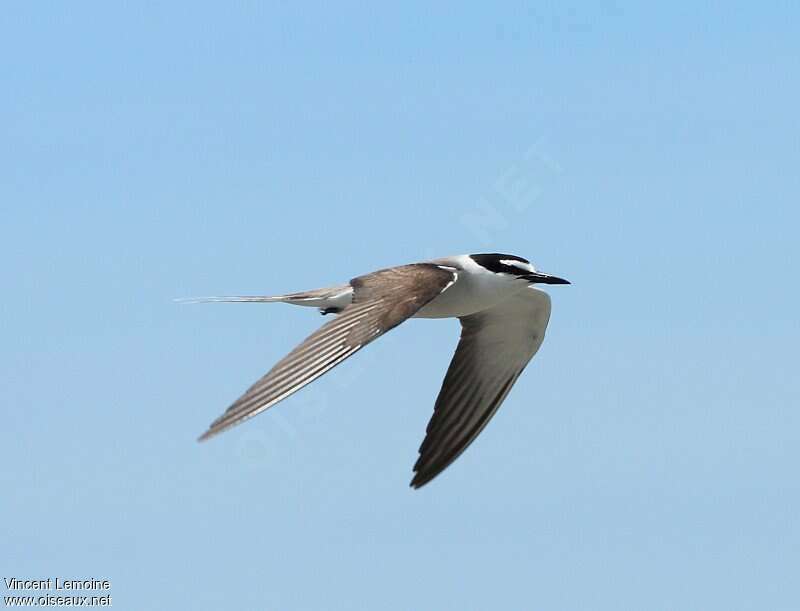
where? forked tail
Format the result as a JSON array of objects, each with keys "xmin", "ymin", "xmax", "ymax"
[{"xmin": 175, "ymin": 284, "xmax": 353, "ymax": 311}]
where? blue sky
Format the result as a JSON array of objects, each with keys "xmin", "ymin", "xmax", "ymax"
[{"xmin": 2, "ymin": 2, "xmax": 798, "ymax": 609}]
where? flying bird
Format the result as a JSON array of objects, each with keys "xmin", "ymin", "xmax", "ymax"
[{"xmin": 191, "ymin": 253, "xmax": 569, "ymax": 488}]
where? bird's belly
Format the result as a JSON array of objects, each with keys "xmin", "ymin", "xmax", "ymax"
[{"xmin": 414, "ymin": 273, "xmax": 525, "ymax": 319}]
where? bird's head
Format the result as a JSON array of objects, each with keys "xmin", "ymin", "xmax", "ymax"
[{"xmin": 469, "ymin": 253, "xmax": 570, "ymax": 285}]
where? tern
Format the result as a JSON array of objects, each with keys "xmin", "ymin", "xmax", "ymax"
[{"xmin": 191, "ymin": 253, "xmax": 569, "ymax": 488}]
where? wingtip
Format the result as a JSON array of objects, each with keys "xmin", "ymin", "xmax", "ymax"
[
  {"xmin": 198, "ymin": 415, "xmax": 237, "ymax": 442},
  {"xmin": 197, "ymin": 429, "xmax": 216, "ymax": 442},
  {"xmin": 409, "ymin": 472, "xmax": 431, "ymax": 490},
  {"xmin": 410, "ymin": 455, "xmax": 437, "ymax": 489}
]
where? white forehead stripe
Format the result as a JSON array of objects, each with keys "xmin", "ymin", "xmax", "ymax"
[{"xmin": 500, "ymin": 259, "xmax": 535, "ymax": 272}]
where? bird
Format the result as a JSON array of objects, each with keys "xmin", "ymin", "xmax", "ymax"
[{"xmin": 189, "ymin": 253, "xmax": 569, "ymax": 488}]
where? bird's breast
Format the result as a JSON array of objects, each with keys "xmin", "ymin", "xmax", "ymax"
[{"xmin": 414, "ymin": 270, "xmax": 526, "ymax": 319}]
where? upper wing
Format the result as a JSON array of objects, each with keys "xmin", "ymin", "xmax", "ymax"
[
  {"xmin": 199, "ymin": 264, "xmax": 456, "ymax": 441},
  {"xmin": 411, "ymin": 287, "xmax": 552, "ymax": 488}
]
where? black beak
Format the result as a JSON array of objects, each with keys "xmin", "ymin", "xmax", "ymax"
[{"xmin": 525, "ymin": 272, "xmax": 571, "ymax": 285}]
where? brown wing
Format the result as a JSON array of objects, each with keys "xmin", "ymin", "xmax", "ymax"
[
  {"xmin": 199, "ymin": 264, "xmax": 456, "ymax": 441},
  {"xmin": 411, "ymin": 288, "xmax": 552, "ymax": 488}
]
